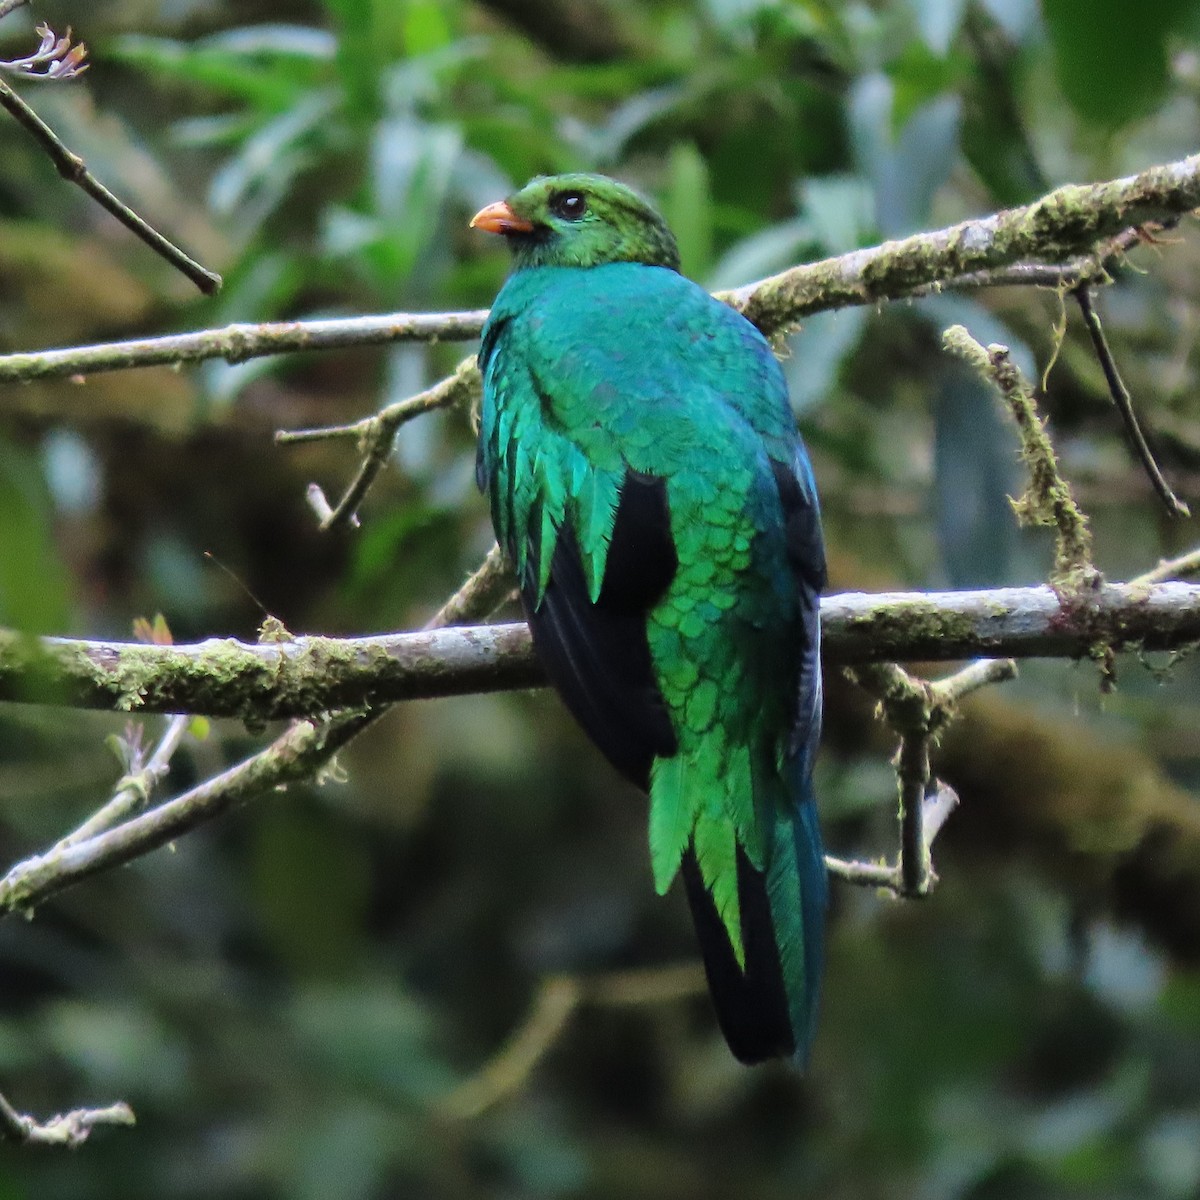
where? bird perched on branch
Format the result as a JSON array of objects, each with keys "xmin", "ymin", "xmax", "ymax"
[{"xmin": 471, "ymin": 173, "xmax": 827, "ymax": 1065}]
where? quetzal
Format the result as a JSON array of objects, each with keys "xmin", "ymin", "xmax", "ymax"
[{"xmin": 470, "ymin": 174, "xmax": 827, "ymax": 1065}]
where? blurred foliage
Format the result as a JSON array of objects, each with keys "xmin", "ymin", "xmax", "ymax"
[{"xmin": 1, "ymin": 0, "xmax": 1200, "ymax": 1197}]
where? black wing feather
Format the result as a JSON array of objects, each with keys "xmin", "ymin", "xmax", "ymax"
[{"xmin": 522, "ymin": 470, "xmax": 678, "ymax": 791}]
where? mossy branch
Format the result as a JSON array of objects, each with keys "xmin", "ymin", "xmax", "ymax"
[
  {"xmin": 842, "ymin": 659, "xmax": 1017, "ymax": 897},
  {"xmin": 2, "ymin": 582, "xmax": 1197, "ymax": 719},
  {"xmin": 1, "ymin": 153, "xmax": 1195, "ymax": 387},
  {"xmin": 729, "ymin": 154, "xmax": 1198, "ymax": 334},
  {"xmin": 943, "ymin": 325, "xmax": 1096, "ymax": 591},
  {"xmin": 4, "ymin": 577, "xmax": 1198, "ymax": 917}
]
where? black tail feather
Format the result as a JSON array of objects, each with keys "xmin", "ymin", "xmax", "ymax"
[{"xmin": 680, "ymin": 845, "xmax": 794, "ymax": 1064}]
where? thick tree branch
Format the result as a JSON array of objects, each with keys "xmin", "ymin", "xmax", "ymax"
[
  {"xmin": 0, "ymin": 551, "xmax": 517, "ymax": 916},
  {"xmin": 728, "ymin": 155, "xmax": 1199, "ymax": 334},
  {"xmin": 2, "ymin": 582, "xmax": 1198, "ymax": 719},
  {"xmin": 1, "ymin": 153, "xmax": 1195, "ymax": 385}
]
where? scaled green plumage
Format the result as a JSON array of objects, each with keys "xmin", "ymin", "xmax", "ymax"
[{"xmin": 473, "ymin": 173, "xmax": 828, "ymax": 1064}]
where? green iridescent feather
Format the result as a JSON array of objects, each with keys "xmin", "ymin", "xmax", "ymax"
[{"xmin": 475, "ymin": 173, "xmax": 828, "ymax": 1064}]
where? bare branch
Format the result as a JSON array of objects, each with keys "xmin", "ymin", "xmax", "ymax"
[
  {"xmin": 0, "ymin": 312, "xmax": 489, "ymax": 383},
  {"xmin": 1133, "ymin": 544, "xmax": 1200, "ymax": 587},
  {"xmin": 0, "ymin": 78, "xmax": 220, "ymax": 294},
  {"xmin": 441, "ymin": 963, "xmax": 706, "ymax": 1119},
  {"xmin": 1074, "ymin": 284, "xmax": 1189, "ymax": 518},
  {"xmin": 441, "ymin": 976, "xmax": 581, "ymax": 1119},
  {"xmin": 0, "ymin": 1088, "xmax": 135, "ymax": 1148},
  {"xmin": 427, "ymin": 544, "xmax": 513, "ymax": 628},
  {"xmin": 281, "ymin": 357, "xmax": 481, "ymax": 532}
]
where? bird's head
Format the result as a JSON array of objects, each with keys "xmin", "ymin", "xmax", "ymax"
[{"xmin": 470, "ymin": 173, "xmax": 680, "ymax": 272}]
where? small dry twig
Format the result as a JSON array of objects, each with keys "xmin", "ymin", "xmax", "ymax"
[
  {"xmin": 1133, "ymin": 544, "xmax": 1200, "ymax": 588},
  {"xmin": 0, "ymin": 1088, "xmax": 135, "ymax": 1148},
  {"xmin": 1073, "ymin": 283, "xmax": 1189, "ymax": 518},
  {"xmin": 441, "ymin": 963, "xmax": 705, "ymax": 1119},
  {"xmin": 278, "ymin": 356, "xmax": 481, "ymax": 532},
  {"xmin": 0, "ymin": 16, "xmax": 220, "ymax": 295}
]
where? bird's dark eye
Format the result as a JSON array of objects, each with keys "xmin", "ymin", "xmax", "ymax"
[{"xmin": 549, "ymin": 191, "xmax": 587, "ymax": 221}]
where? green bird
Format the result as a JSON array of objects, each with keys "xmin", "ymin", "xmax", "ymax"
[{"xmin": 471, "ymin": 174, "xmax": 827, "ymax": 1064}]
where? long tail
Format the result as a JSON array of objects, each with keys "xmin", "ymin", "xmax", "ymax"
[{"xmin": 680, "ymin": 777, "xmax": 827, "ymax": 1066}]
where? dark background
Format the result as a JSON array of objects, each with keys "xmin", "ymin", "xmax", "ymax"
[{"xmin": 2, "ymin": 1, "xmax": 1200, "ymax": 1196}]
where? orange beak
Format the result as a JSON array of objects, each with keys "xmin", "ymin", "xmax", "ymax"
[{"xmin": 469, "ymin": 200, "xmax": 535, "ymax": 235}]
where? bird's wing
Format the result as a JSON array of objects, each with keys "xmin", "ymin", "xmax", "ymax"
[
  {"xmin": 478, "ymin": 291, "xmax": 685, "ymax": 791},
  {"xmin": 526, "ymin": 468, "xmax": 679, "ymax": 789}
]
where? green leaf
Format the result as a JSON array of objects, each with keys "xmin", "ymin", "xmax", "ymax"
[
  {"xmin": 112, "ymin": 33, "xmax": 325, "ymax": 110},
  {"xmin": 0, "ymin": 442, "xmax": 71, "ymax": 635},
  {"xmin": 1043, "ymin": 0, "xmax": 1193, "ymax": 127},
  {"xmin": 662, "ymin": 142, "xmax": 713, "ymax": 278}
]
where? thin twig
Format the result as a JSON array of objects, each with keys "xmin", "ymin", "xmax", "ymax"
[
  {"xmin": 930, "ymin": 657, "xmax": 1018, "ymax": 704},
  {"xmin": 427, "ymin": 544, "xmax": 512, "ymax": 629},
  {"xmin": 1074, "ymin": 284, "xmax": 1189, "ymax": 518},
  {"xmin": 1132, "ymin": 544, "xmax": 1200, "ymax": 587},
  {"xmin": 293, "ymin": 357, "xmax": 480, "ymax": 533},
  {"xmin": 304, "ymin": 483, "xmax": 352, "ymax": 528},
  {"xmin": 904, "ymin": 226, "xmax": 1154, "ymax": 301},
  {"xmin": 845, "ymin": 664, "xmax": 938, "ymax": 896},
  {"xmin": 441, "ymin": 977, "xmax": 581, "ymax": 1119},
  {"xmin": 0, "ymin": 1088, "xmax": 135, "ymax": 1147},
  {"xmin": 52, "ymin": 713, "xmax": 190, "ymax": 851},
  {"xmin": 441, "ymin": 963, "xmax": 706, "ymax": 1119},
  {"xmin": 824, "ymin": 855, "xmax": 901, "ymax": 890},
  {"xmin": 843, "ymin": 659, "xmax": 1017, "ymax": 897},
  {"xmin": 0, "ymin": 312, "xmax": 490, "ymax": 383},
  {"xmin": 0, "ymin": 78, "xmax": 220, "ymax": 294},
  {"xmin": 908, "ymin": 260, "xmax": 1094, "ymax": 298}
]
